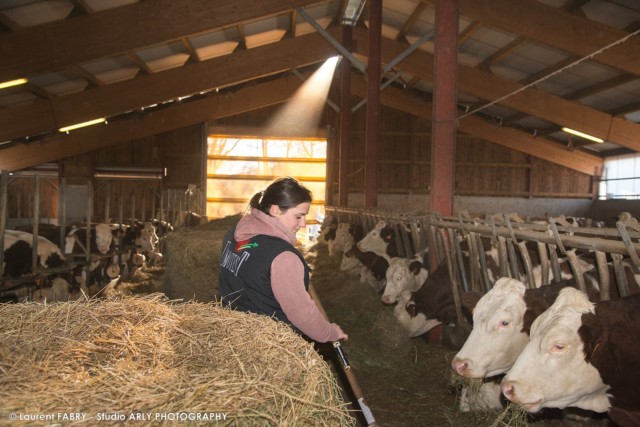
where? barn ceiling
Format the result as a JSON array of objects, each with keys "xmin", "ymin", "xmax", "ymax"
[{"xmin": 1, "ymin": 0, "xmax": 640, "ymax": 175}]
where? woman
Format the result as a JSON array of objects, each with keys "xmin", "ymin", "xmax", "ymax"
[{"xmin": 219, "ymin": 176, "xmax": 348, "ymax": 343}]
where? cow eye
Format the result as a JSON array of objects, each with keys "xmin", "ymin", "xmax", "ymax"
[
  {"xmin": 550, "ymin": 343, "xmax": 566, "ymax": 352},
  {"xmin": 499, "ymin": 320, "xmax": 510, "ymax": 328}
]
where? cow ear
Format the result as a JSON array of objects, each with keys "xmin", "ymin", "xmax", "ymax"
[
  {"xmin": 409, "ymin": 260, "xmax": 423, "ymax": 275},
  {"xmin": 461, "ymin": 291, "xmax": 482, "ymax": 313}
]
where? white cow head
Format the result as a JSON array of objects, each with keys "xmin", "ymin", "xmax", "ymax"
[
  {"xmin": 357, "ymin": 220, "xmax": 389, "ymax": 254},
  {"xmin": 501, "ymin": 287, "xmax": 609, "ymax": 413},
  {"xmin": 332, "ymin": 223, "xmax": 355, "ymax": 253},
  {"xmin": 136, "ymin": 228, "xmax": 155, "ymax": 252},
  {"xmin": 95, "ymin": 223, "xmax": 114, "ymax": 254},
  {"xmin": 382, "ymin": 256, "xmax": 428, "ymax": 305},
  {"xmin": 339, "ymin": 243, "xmax": 362, "ymax": 276},
  {"xmin": 452, "ymin": 278, "xmax": 530, "ymax": 378}
]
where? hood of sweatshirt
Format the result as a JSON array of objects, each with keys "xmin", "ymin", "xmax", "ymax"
[{"xmin": 234, "ymin": 208, "xmax": 297, "ymax": 246}]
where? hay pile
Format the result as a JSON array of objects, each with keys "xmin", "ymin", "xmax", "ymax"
[
  {"xmin": 0, "ymin": 295, "xmax": 354, "ymax": 426},
  {"xmin": 162, "ymin": 215, "xmax": 241, "ymax": 302}
]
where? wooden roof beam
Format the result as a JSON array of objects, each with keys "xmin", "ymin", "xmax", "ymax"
[
  {"xmin": 0, "ymin": 30, "xmax": 337, "ymax": 142},
  {"xmin": 424, "ymin": 0, "xmax": 640, "ymax": 76},
  {"xmin": 351, "ymin": 28, "xmax": 640, "ymax": 152},
  {"xmin": 0, "ymin": 0, "xmax": 328, "ymax": 82},
  {"xmin": 0, "ymin": 72, "xmax": 312, "ymax": 172}
]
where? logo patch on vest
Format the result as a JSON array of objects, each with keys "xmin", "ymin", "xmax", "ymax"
[
  {"xmin": 235, "ymin": 240, "xmax": 258, "ymax": 251},
  {"xmin": 221, "ymin": 241, "xmax": 251, "ymax": 276}
]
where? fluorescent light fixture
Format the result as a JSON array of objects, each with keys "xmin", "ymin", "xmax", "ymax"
[
  {"xmin": 59, "ymin": 118, "xmax": 106, "ymax": 133},
  {"xmin": 341, "ymin": 0, "xmax": 367, "ymax": 26},
  {"xmin": 0, "ymin": 78, "xmax": 28, "ymax": 90},
  {"xmin": 561, "ymin": 127, "xmax": 604, "ymax": 144}
]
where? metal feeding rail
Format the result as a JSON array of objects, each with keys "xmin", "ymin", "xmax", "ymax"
[{"xmin": 325, "ymin": 206, "xmax": 640, "ymax": 324}]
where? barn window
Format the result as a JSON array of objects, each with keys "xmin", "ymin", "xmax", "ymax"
[
  {"xmin": 599, "ymin": 153, "xmax": 640, "ymax": 199},
  {"xmin": 205, "ymin": 134, "xmax": 327, "ymax": 225}
]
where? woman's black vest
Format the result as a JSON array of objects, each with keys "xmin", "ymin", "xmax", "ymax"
[{"xmin": 218, "ymin": 225, "xmax": 310, "ymax": 329}]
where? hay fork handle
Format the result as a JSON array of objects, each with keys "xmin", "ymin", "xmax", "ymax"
[{"xmin": 309, "ymin": 283, "xmax": 379, "ymax": 426}]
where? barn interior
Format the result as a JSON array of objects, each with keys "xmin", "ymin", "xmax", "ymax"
[{"xmin": 1, "ymin": 0, "xmax": 640, "ymax": 426}]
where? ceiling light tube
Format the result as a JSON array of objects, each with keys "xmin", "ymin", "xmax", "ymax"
[
  {"xmin": 0, "ymin": 78, "xmax": 28, "ymax": 90},
  {"xmin": 561, "ymin": 127, "xmax": 604, "ymax": 143},
  {"xmin": 341, "ymin": 0, "xmax": 367, "ymax": 26},
  {"xmin": 59, "ymin": 118, "xmax": 106, "ymax": 133}
]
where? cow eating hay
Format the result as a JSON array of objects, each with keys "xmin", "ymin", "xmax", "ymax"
[{"xmin": 0, "ymin": 295, "xmax": 354, "ymax": 426}]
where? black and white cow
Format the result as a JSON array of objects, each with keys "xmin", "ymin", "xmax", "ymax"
[
  {"xmin": 65, "ymin": 223, "xmax": 114, "ymax": 256},
  {"xmin": 3, "ymin": 230, "xmax": 66, "ymax": 277},
  {"xmin": 357, "ymin": 220, "xmax": 401, "ymax": 257},
  {"xmin": 340, "ymin": 243, "xmax": 390, "ymax": 292}
]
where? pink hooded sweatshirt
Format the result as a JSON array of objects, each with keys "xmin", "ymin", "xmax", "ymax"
[{"xmin": 233, "ymin": 208, "xmax": 342, "ymax": 343}]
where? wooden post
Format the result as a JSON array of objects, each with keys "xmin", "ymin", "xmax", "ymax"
[
  {"xmin": 339, "ymin": 25, "xmax": 352, "ymax": 207},
  {"xmin": 430, "ymin": 0, "xmax": 458, "ymax": 216},
  {"xmin": 364, "ymin": 0, "xmax": 382, "ymax": 208}
]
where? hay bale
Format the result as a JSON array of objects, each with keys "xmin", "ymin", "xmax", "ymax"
[
  {"xmin": 162, "ymin": 214, "xmax": 240, "ymax": 302},
  {"xmin": 0, "ymin": 295, "xmax": 354, "ymax": 426}
]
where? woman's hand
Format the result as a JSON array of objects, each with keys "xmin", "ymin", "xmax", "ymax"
[{"xmin": 332, "ymin": 323, "xmax": 349, "ymax": 341}]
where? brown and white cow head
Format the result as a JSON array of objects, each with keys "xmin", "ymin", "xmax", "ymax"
[
  {"xmin": 452, "ymin": 278, "xmax": 530, "ymax": 378},
  {"xmin": 501, "ymin": 287, "xmax": 610, "ymax": 414}
]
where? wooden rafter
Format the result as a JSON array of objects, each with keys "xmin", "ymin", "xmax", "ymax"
[
  {"xmin": 0, "ymin": 0, "xmax": 327, "ymax": 82},
  {"xmin": 396, "ymin": 2, "xmax": 428, "ymax": 43},
  {"xmin": 0, "ymin": 30, "xmax": 337, "ymax": 142},
  {"xmin": 0, "ymin": 68, "xmax": 604, "ymax": 177},
  {"xmin": 426, "ymin": 0, "xmax": 640, "ymax": 76},
  {"xmin": 351, "ymin": 28, "xmax": 640, "ymax": 152}
]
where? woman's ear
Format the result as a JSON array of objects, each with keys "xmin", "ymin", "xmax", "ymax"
[{"xmin": 269, "ymin": 205, "xmax": 282, "ymax": 216}]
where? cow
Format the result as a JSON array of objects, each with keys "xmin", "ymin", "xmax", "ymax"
[
  {"xmin": 328, "ymin": 222, "xmax": 364, "ymax": 257},
  {"xmin": 110, "ymin": 222, "xmax": 159, "ymax": 276},
  {"xmin": 381, "ymin": 252, "xmax": 429, "ymax": 305},
  {"xmin": 3, "ymin": 230, "xmax": 66, "ymax": 277},
  {"xmin": 357, "ymin": 220, "xmax": 399, "ymax": 257},
  {"xmin": 501, "ymin": 288, "xmax": 640, "ymax": 427},
  {"xmin": 339, "ymin": 242, "xmax": 363, "ymax": 277},
  {"xmin": 65, "ymin": 223, "xmax": 114, "ymax": 256},
  {"xmin": 451, "ymin": 277, "xmax": 586, "ymax": 379},
  {"xmin": 391, "ymin": 256, "xmax": 474, "ymax": 343},
  {"xmin": 14, "ymin": 223, "xmax": 63, "ymax": 246},
  {"xmin": 64, "ymin": 223, "xmax": 115, "ymax": 288},
  {"xmin": 393, "ymin": 290, "xmax": 442, "ymax": 337},
  {"xmin": 395, "ymin": 237, "xmax": 597, "ymax": 343},
  {"xmin": 340, "ymin": 243, "xmax": 389, "ymax": 292},
  {"xmin": 150, "ymin": 218, "xmax": 174, "ymax": 236}
]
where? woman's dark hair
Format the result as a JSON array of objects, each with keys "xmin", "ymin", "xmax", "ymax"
[{"xmin": 249, "ymin": 176, "xmax": 312, "ymax": 215}]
